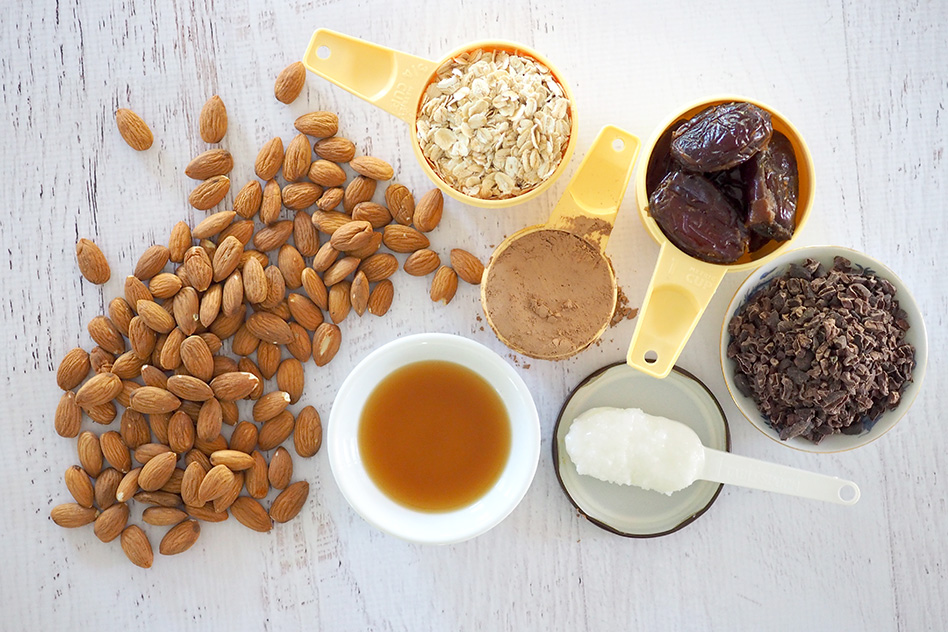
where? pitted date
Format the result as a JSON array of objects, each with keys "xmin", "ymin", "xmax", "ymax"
[
  {"xmin": 742, "ymin": 131, "xmax": 798, "ymax": 241},
  {"xmin": 670, "ymin": 102, "xmax": 773, "ymax": 172},
  {"xmin": 649, "ymin": 171, "xmax": 749, "ymax": 264}
]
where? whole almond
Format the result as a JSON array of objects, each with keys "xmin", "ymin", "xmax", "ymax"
[
  {"xmin": 94, "ymin": 503, "xmax": 129, "ymax": 543},
  {"xmin": 294, "ymin": 406, "xmax": 322, "ymax": 458},
  {"xmin": 110, "ymin": 351, "xmax": 145, "ymax": 380},
  {"xmin": 242, "ymin": 256, "xmax": 268, "ymax": 304},
  {"xmin": 308, "ymin": 160, "xmax": 346, "ymax": 187},
  {"xmin": 268, "ymin": 447, "xmax": 293, "ymax": 490},
  {"xmin": 323, "ymin": 256, "xmax": 359, "ymax": 286},
  {"xmin": 135, "ymin": 442, "xmax": 173, "ymax": 465},
  {"xmin": 148, "ymin": 272, "xmax": 183, "ymax": 299},
  {"xmin": 258, "ymin": 410, "xmax": 295, "ymax": 451},
  {"xmin": 183, "ymin": 246, "xmax": 214, "ymax": 291},
  {"xmin": 133, "ymin": 245, "xmax": 170, "ymax": 281},
  {"xmin": 115, "ymin": 467, "xmax": 141, "ymax": 503},
  {"xmin": 300, "ymin": 267, "xmax": 329, "ymax": 310},
  {"xmin": 350, "ymin": 271, "xmax": 370, "ymax": 316},
  {"xmin": 356, "ymin": 255, "xmax": 395, "ymax": 285},
  {"xmin": 76, "ymin": 238, "xmax": 111, "ymax": 284},
  {"xmin": 312, "ymin": 210, "xmax": 350, "ymax": 235},
  {"xmin": 413, "ymin": 188, "xmax": 444, "ymax": 232},
  {"xmin": 255, "ymin": 137, "xmax": 284, "ymax": 181},
  {"xmin": 125, "ymin": 275, "xmax": 154, "ymax": 311},
  {"xmin": 210, "ymin": 236, "xmax": 242, "ymax": 283},
  {"xmin": 328, "ymin": 221, "xmax": 371, "ymax": 253},
  {"xmin": 100, "ymin": 431, "xmax": 132, "ymax": 473},
  {"xmin": 89, "ymin": 346, "xmax": 114, "ymax": 373},
  {"xmin": 382, "ymin": 225, "xmax": 429, "ymax": 253},
  {"xmin": 283, "ymin": 182, "xmax": 322, "ymax": 211},
  {"xmin": 295, "ymin": 111, "xmax": 338, "ymax": 138},
  {"xmin": 261, "ymin": 266, "xmax": 287, "ymax": 310},
  {"xmin": 430, "ymin": 266, "xmax": 459, "ymax": 305},
  {"xmin": 161, "ymin": 468, "xmax": 186, "ymax": 495},
  {"xmin": 231, "ymin": 497, "xmax": 272, "ymax": 533},
  {"xmin": 270, "ymin": 480, "xmax": 309, "ymax": 523},
  {"xmin": 185, "ymin": 149, "xmax": 233, "ymax": 180},
  {"xmin": 88, "ymin": 315, "xmax": 126, "ymax": 355},
  {"xmin": 121, "ymin": 525, "xmax": 154, "ymax": 568},
  {"xmin": 252, "ymin": 391, "xmax": 290, "ymax": 422},
  {"xmin": 292, "ymin": 212, "xmax": 319, "ymax": 258},
  {"xmin": 57, "ymin": 348, "xmax": 91, "ymax": 391},
  {"xmin": 134, "ymin": 491, "xmax": 182, "ymax": 507},
  {"xmin": 197, "ymin": 397, "xmax": 223, "ymax": 441},
  {"xmin": 75, "ymin": 372, "xmax": 122, "ymax": 408},
  {"xmin": 179, "ymin": 336, "xmax": 213, "ymax": 382},
  {"xmin": 350, "ymin": 155, "xmax": 394, "ymax": 181},
  {"xmin": 55, "ymin": 392, "xmax": 82, "ymax": 438},
  {"xmin": 109, "ymin": 298, "xmax": 134, "ymax": 336},
  {"xmin": 199, "ymin": 95, "xmax": 227, "ymax": 143},
  {"xmin": 137, "ymin": 450, "xmax": 177, "ymax": 492},
  {"xmin": 450, "ymin": 248, "xmax": 485, "ymax": 284},
  {"xmin": 136, "ymin": 300, "xmax": 175, "ymax": 334},
  {"xmin": 51, "ymin": 503, "xmax": 98, "ymax": 528},
  {"xmin": 192, "ymin": 210, "xmax": 236, "ymax": 240},
  {"xmin": 158, "ymin": 327, "xmax": 186, "ymax": 369},
  {"xmin": 185, "ymin": 504, "xmax": 228, "ymax": 523},
  {"xmin": 86, "ymin": 401, "xmax": 117, "ymax": 425},
  {"xmin": 200, "ymin": 332, "xmax": 223, "ymax": 355},
  {"xmin": 287, "ymin": 322, "xmax": 312, "ymax": 362},
  {"xmin": 245, "ymin": 450, "xmax": 269, "ymax": 499},
  {"xmin": 283, "ymin": 133, "xmax": 312, "ymax": 182},
  {"xmin": 367, "ymin": 279, "xmax": 394, "ymax": 316},
  {"xmin": 209, "ymin": 371, "xmax": 259, "ymax": 401},
  {"xmin": 159, "ymin": 520, "xmax": 201, "ymax": 555},
  {"xmin": 352, "ymin": 201, "xmax": 392, "ymax": 229},
  {"xmin": 173, "ymin": 288, "xmax": 200, "ymax": 336},
  {"xmin": 246, "ymin": 312, "xmax": 293, "ymax": 345},
  {"xmin": 404, "ymin": 249, "xmax": 441, "ymax": 276},
  {"xmin": 231, "ymin": 324, "xmax": 260, "ymax": 357},
  {"xmin": 115, "ymin": 108, "xmax": 153, "ymax": 150},
  {"xmin": 234, "ymin": 359, "xmax": 262, "ymax": 397},
  {"xmin": 209, "ymin": 303, "xmax": 246, "ymax": 340},
  {"xmin": 169, "ymin": 221, "xmax": 192, "ymax": 263},
  {"xmin": 222, "ymin": 270, "xmax": 243, "ymax": 316},
  {"xmin": 120, "ymin": 410, "xmax": 150, "ymax": 449},
  {"xmin": 197, "ymin": 464, "xmax": 234, "ymax": 503},
  {"xmin": 276, "ymin": 358, "xmax": 304, "ymax": 404},
  {"xmin": 278, "ymin": 244, "xmax": 305, "ymax": 289},
  {"xmin": 189, "ymin": 175, "xmax": 230, "ymax": 210},
  {"xmin": 210, "ymin": 449, "xmax": 255, "ymax": 471},
  {"xmin": 254, "ymin": 178, "xmax": 280, "ymax": 225},
  {"xmin": 94, "ymin": 468, "xmax": 123, "ymax": 509},
  {"xmin": 274, "ymin": 61, "xmax": 305, "ymax": 104},
  {"xmin": 385, "ymin": 183, "xmax": 415, "ymax": 225},
  {"xmin": 313, "ymin": 323, "xmax": 341, "ymax": 366},
  {"xmin": 130, "ymin": 386, "xmax": 181, "ymax": 414},
  {"xmin": 166, "ymin": 375, "xmax": 214, "ymax": 402},
  {"xmin": 328, "ymin": 281, "xmax": 351, "ymax": 323},
  {"xmin": 315, "ymin": 136, "xmax": 356, "ymax": 163},
  {"xmin": 180, "ymin": 461, "xmax": 205, "ymax": 506},
  {"xmin": 256, "ymin": 342, "xmax": 281, "ymax": 379},
  {"xmin": 253, "ymin": 220, "xmax": 294, "ymax": 252},
  {"xmin": 234, "ymin": 180, "xmax": 263, "ymax": 219},
  {"xmin": 343, "ymin": 176, "xmax": 376, "ymax": 213},
  {"xmin": 316, "ymin": 186, "xmax": 345, "ymax": 211},
  {"xmin": 286, "ymin": 293, "xmax": 323, "ymax": 330},
  {"xmin": 213, "ymin": 471, "xmax": 244, "ymax": 512},
  {"xmin": 230, "ymin": 422, "xmax": 259, "ymax": 455},
  {"xmin": 143, "ymin": 506, "xmax": 189, "ymax": 526},
  {"xmin": 220, "ymin": 219, "xmax": 255, "ymax": 245},
  {"xmin": 65, "ymin": 465, "xmax": 95, "ymax": 508}
]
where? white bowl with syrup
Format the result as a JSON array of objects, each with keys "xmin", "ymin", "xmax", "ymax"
[{"xmin": 327, "ymin": 333, "xmax": 540, "ymax": 544}]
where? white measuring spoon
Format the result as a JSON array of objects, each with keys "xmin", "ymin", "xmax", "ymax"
[{"xmin": 565, "ymin": 407, "xmax": 860, "ymax": 505}]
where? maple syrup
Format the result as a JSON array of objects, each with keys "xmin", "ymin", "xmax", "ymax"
[{"xmin": 358, "ymin": 360, "xmax": 511, "ymax": 512}]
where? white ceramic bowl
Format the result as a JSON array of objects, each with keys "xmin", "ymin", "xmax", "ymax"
[
  {"xmin": 720, "ymin": 245, "xmax": 928, "ymax": 453},
  {"xmin": 327, "ymin": 333, "xmax": 541, "ymax": 544}
]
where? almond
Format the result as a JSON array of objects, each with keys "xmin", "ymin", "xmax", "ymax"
[
  {"xmin": 283, "ymin": 133, "xmax": 312, "ymax": 182},
  {"xmin": 64, "ymin": 465, "xmax": 95, "ymax": 508},
  {"xmin": 292, "ymin": 212, "xmax": 319, "ymax": 259},
  {"xmin": 403, "ymin": 249, "xmax": 441, "ymax": 276},
  {"xmin": 197, "ymin": 463, "xmax": 233, "ymax": 504},
  {"xmin": 367, "ymin": 279, "xmax": 394, "ymax": 316},
  {"xmin": 199, "ymin": 95, "xmax": 227, "ymax": 143},
  {"xmin": 137, "ymin": 451, "xmax": 177, "ymax": 495},
  {"xmin": 148, "ymin": 272, "xmax": 183, "ymax": 299},
  {"xmin": 120, "ymin": 410, "xmax": 150, "ymax": 449},
  {"xmin": 76, "ymin": 238, "xmax": 111, "ymax": 284},
  {"xmin": 180, "ymin": 461, "xmax": 205, "ymax": 506},
  {"xmin": 130, "ymin": 386, "xmax": 181, "ymax": 414},
  {"xmin": 316, "ymin": 186, "xmax": 345, "ymax": 211},
  {"xmin": 158, "ymin": 327, "xmax": 186, "ymax": 369},
  {"xmin": 245, "ymin": 450, "xmax": 269, "ymax": 499},
  {"xmin": 253, "ymin": 220, "xmax": 294, "ymax": 252},
  {"xmin": 308, "ymin": 159, "xmax": 346, "ymax": 187},
  {"xmin": 278, "ymin": 244, "xmax": 305, "ymax": 289},
  {"xmin": 200, "ymin": 284, "xmax": 223, "ymax": 328},
  {"xmin": 231, "ymin": 324, "xmax": 260, "ymax": 357},
  {"xmin": 209, "ymin": 371, "xmax": 259, "ymax": 401},
  {"xmin": 75, "ymin": 372, "xmax": 122, "ymax": 408},
  {"xmin": 57, "ymin": 348, "xmax": 91, "ymax": 391},
  {"xmin": 117, "ymin": 524, "xmax": 153, "ymax": 568},
  {"xmin": 189, "ymin": 175, "xmax": 230, "ymax": 210},
  {"xmin": 268, "ymin": 447, "xmax": 293, "ymax": 489},
  {"xmin": 255, "ymin": 136, "xmax": 285, "ymax": 180},
  {"xmin": 172, "ymin": 288, "xmax": 200, "ymax": 336},
  {"xmin": 55, "ymin": 392, "xmax": 82, "ymax": 438},
  {"xmin": 108, "ymin": 298, "xmax": 134, "ymax": 336},
  {"xmin": 256, "ymin": 342, "xmax": 281, "ymax": 379},
  {"xmin": 197, "ymin": 397, "xmax": 223, "ymax": 441},
  {"xmin": 89, "ymin": 346, "xmax": 114, "ymax": 373},
  {"xmin": 229, "ymin": 422, "xmax": 259, "ymax": 455},
  {"xmin": 294, "ymin": 406, "xmax": 322, "ymax": 458},
  {"xmin": 242, "ymin": 256, "xmax": 268, "ymax": 304},
  {"xmin": 100, "ymin": 431, "xmax": 132, "ymax": 473},
  {"xmin": 192, "ymin": 210, "xmax": 236, "ymax": 240},
  {"xmin": 167, "ymin": 411, "xmax": 195, "ymax": 454},
  {"xmin": 343, "ymin": 176, "xmax": 376, "ymax": 213},
  {"xmin": 314, "ymin": 136, "xmax": 356, "ymax": 163},
  {"xmin": 136, "ymin": 300, "xmax": 175, "ymax": 334},
  {"xmin": 313, "ymin": 323, "xmax": 341, "ymax": 366},
  {"xmin": 125, "ymin": 275, "xmax": 154, "ymax": 311},
  {"xmin": 252, "ymin": 390, "xmax": 291, "ymax": 422},
  {"xmin": 234, "ymin": 180, "xmax": 263, "ymax": 219},
  {"xmin": 246, "ymin": 312, "xmax": 293, "ymax": 345},
  {"xmin": 134, "ymin": 490, "xmax": 183, "ymax": 507},
  {"xmin": 274, "ymin": 61, "xmax": 305, "ymax": 104},
  {"xmin": 312, "ymin": 210, "xmax": 350, "ymax": 235},
  {"xmin": 88, "ymin": 315, "xmax": 126, "ymax": 355},
  {"xmin": 185, "ymin": 149, "xmax": 233, "ymax": 180},
  {"xmin": 133, "ymin": 245, "xmax": 170, "ymax": 281},
  {"xmin": 350, "ymin": 271, "xmax": 370, "ymax": 316},
  {"xmin": 287, "ymin": 322, "xmax": 312, "ymax": 362},
  {"xmin": 213, "ymin": 470, "xmax": 245, "ymax": 512},
  {"xmin": 270, "ymin": 480, "xmax": 309, "ymax": 523},
  {"xmin": 115, "ymin": 108, "xmax": 153, "ymax": 150},
  {"xmin": 222, "ymin": 270, "xmax": 244, "ymax": 316},
  {"xmin": 94, "ymin": 503, "xmax": 129, "ymax": 543},
  {"xmin": 209, "ymin": 303, "xmax": 246, "ymax": 340},
  {"xmin": 295, "ymin": 111, "xmax": 338, "ymax": 138},
  {"xmin": 116, "ymin": 380, "xmax": 140, "ymax": 409},
  {"xmin": 286, "ymin": 293, "xmax": 323, "ymax": 330},
  {"xmin": 111, "ymin": 350, "xmax": 146, "ymax": 379},
  {"xmin": 94, "ymin": 468, "xmax": 122, "ymax": 509},
  {"xmin": 220, "ymin": 219, "xmax": 254, "ymax": 246},
  {"xmin": 385, "ymin": 183, "xmax": 415, "ymax": 225},
  {"xmin": 283, "ymin": 182, "xmax": 322, "ymax": 210},
  {"xmin": 355, "ymin": 255, "xmax": 395, "ymax": 285},
  {"xmin": 161, "ymin": 467, "xmax": 185, "ymax": 494},
  {"xmin": 209, "ymin": 449, "xmax": 255, "ymax": 471},
  {"xmin": 166, "ymin": 375, "xmax": 214, "ymax": 402},
  {"xmin": 323, "ymin": 256, "xmax": 359, "ymax": 286},
  {"xmin": 86, "ymin": 401, "xmax": 117, "ymax": 425},
  {"xmin": 169, "ymin": 221, "xmax": 192, "ymax": 262},
  {"xmin": 142, "ymin": 506, "xmax": 188, "ymax": 526},
  {"xmin": 251, "ymin": 178, "xmax": 278, "ymax": 225},
  {"xmin": 328, "ymin": 281, "xmax": 351, "ymax": 323},
  {"xmin": 231, "ymin": 497, "xmax": 272, "ymax": 532},
  {"xmin": 183, "ymin": 246, "xmax": 214, "ymax": 291},
  {"xmin": 300, "ymin": 267, "xmax": 329, "ymax": 310},
  {"xmin": 413, "ymin": 188, "xmax": 444, "ymax": 232},
  {"xmin": 383, "ymin": 224, "xmax": 429, "ymax": 253},
  {"xmin": 328, "ymin": 221, "xmax": 372, "ymax": 252},
  {"xmin": 135, "ymin": 442, "xmax": 173, "ymax": 464},
  {"xmin": 450, "ymin": 248, "xmax": 485, "ymax": 284},
  {"xmin": 179, "ymin": 335, "xmax": 213, "ymax": 382},
  {"xmin": 348, "ymin": 229, "xmax": 383, "ymax": 261},
  {"xmin": 209, "ymin": 236, "xmax": 241, "ymax": 283},
  {"xmin": 350, "ymin": 155, "xmax": 394, "ymax": 181},
  {"xmin": 275, "ymin": 358, "xmax": 304, "ymax": 404},
  {"xmin": 159, "ymin": 519, "xmax": 201, "ymax": 555},
  {"xmin": 51, "ymin": 503, "xmax": 98, "ymax": 528},
  {"xmin": 260, "ymin": 265, "xmax": 287, "ymax": 310},
  {"xmin": 351, "ymin": 201, "xmax": 392, "ymax": 229},
  {"xmin": 257, "ymin": 410, "xmax": 295, "ymax": 451},
  {"xmin": 185, "ymin": 449, "xmax": 212, "ymax": 472},
  {"xmin": 185, "ymin": 503, "xmax": 228, "ymax": 522},
  {"xmin": 200, "ymin": 331, "xmax": 223, "ymax": 354},
  {"xmin": 115, "ymin": 467, "xmax": 141, "ymax": 503},
  {"xmin": 430, "ymin": 266, "xmax": 459, "ymax": 304}
]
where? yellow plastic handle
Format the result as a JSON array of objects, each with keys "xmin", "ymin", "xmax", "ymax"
[
  {"xmin": 626, "ymin": 244, "xmax": 726, "ymax": 378},
  {"xmin": 302, "ymin": 29, "xmax": 437, "ymax": 124},
  {"xmin": 547, "ymin": 125, "xmax": 640, "ymax": 252}
]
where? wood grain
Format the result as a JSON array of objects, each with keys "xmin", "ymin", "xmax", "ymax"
[{"xmin": 1, "ymin": 0, "xmax": 946, "ymax": 630}]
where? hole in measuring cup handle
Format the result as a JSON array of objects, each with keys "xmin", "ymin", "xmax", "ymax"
[
  {"xmin": 644, "ymin": 350, "xmax": 658, "ymax": 364},
  {"xmin": 839, "ymin": 484, "xmax": 858, "ymax": 502},
  {"xmin": 612, "ymin": 138, "xmax": 625, "ymax": 152},
  {"xmin": 317, "ymin": 46, "xmax": 331, "ymax": 59}
]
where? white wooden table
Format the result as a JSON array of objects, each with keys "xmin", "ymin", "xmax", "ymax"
[{"xmin": 3, "ymin": 1, "xmax": 946, "ymax": 630}]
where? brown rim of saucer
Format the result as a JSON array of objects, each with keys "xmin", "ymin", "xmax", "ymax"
[{"xmin": 551, "ymin": 362, "xmax": 732, "ymax": 538}]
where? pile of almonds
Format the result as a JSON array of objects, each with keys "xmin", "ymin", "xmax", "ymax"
[{"xmin": 53, "ymin": 64, "xmax": 486, "ymax": 568}]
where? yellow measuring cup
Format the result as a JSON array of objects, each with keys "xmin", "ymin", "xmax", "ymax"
[
  {"xmin": 302, "ymin": 29, "xmax": 579, "ymax": 209},
  {"xmin": 626, "ymin": 95, "xmax": 815, "ymax": 378},
  {"xmin": 481, "ymin": 125, "xmax": 640, "ymax": 359}
]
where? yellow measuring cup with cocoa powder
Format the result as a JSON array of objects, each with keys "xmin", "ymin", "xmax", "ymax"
[
  {"xmin": 481, "ymin": 126, "xmax": 640, "ymax": 360},
  {"xmin": 302, "ymin": 29, "xmax": 579, "ymax": 209},
  {"xmin": 626, "ymin": 96, "xmax": 815, "ymax": 378}
]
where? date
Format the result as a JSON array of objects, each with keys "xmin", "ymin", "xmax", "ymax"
[
  {"xmin": 671, "ymin": 102, "xmax": 773, "ymax": 172},
  {"xmin": 741, "ymin": 131, "xmax": 798, "ymax": 241}
]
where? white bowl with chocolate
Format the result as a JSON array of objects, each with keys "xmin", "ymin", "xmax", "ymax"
[
  {"xmin": 720, "ymin": 245, "xmax": 928, "ymax": 452},
  {"xmin": 327, "ymin": 333, "xmax": 540, "ymax": 544}
]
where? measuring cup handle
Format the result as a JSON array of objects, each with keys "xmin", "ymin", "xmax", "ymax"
[
  {"xmin": 548, "ymin": 125, "xmax": 640, "ymax": 251},
  {"xmin": 302, "ymin": 29, "xmax": 437, "ymax": 124},
  {"xmin": 626, "ymin": 244, "xmax": 726, "ymax": 378},
  {"xmin": 701, "ymin": 448, "xmax": 861, "ymax": 506}
]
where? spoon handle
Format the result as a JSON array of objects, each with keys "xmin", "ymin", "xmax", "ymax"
[{"xmin": 700, "ymin": 448, "xmax": 860, "ymax": 506}]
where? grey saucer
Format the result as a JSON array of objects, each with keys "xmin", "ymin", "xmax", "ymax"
[{"xmin": 553, "ymin": 363, "xmax": 730, "ymax": 537}]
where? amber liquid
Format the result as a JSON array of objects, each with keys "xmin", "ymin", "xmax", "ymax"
[{"xmin": 358, "ymin": 360, "xmax": 511, "ymax": 513}]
